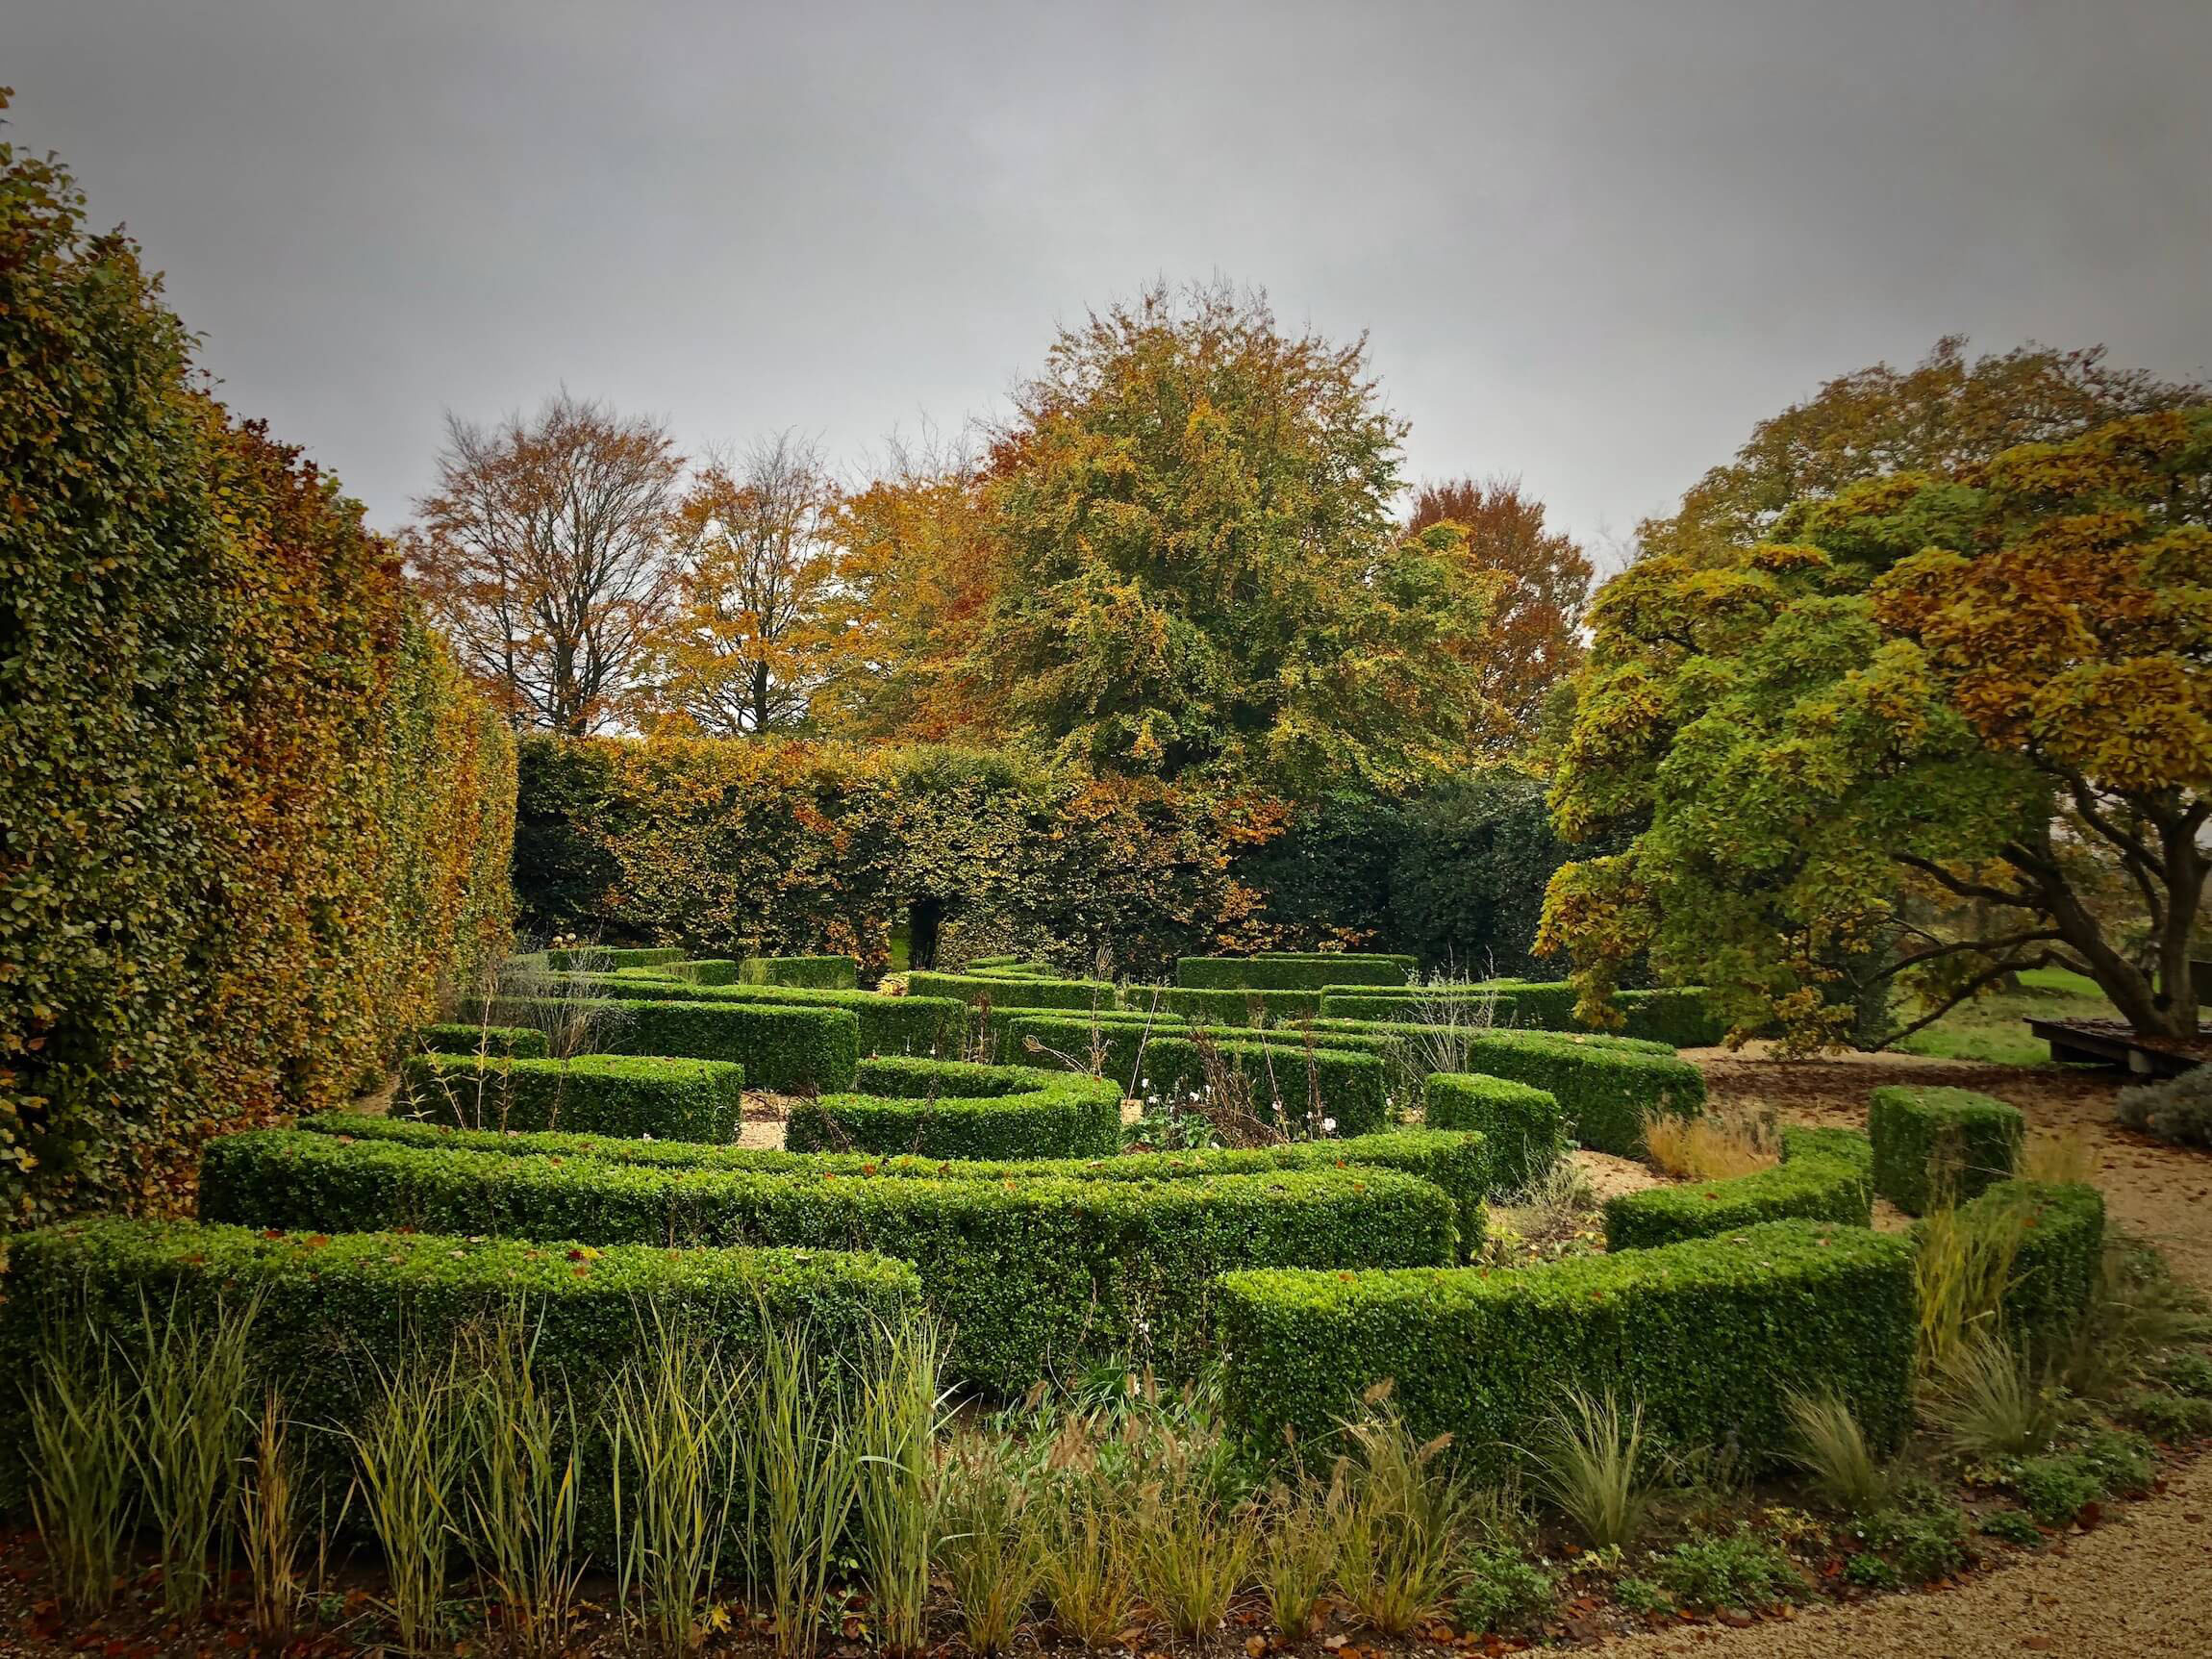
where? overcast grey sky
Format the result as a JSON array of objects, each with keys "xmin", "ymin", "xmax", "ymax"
[{"xmin": 8, "ymin": 0, "xmax": 2210, "ymax": 563}]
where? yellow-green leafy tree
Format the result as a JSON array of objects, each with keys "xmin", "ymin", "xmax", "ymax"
[{"xmin": 1543, "ymin": 409, "xmax": 2211, "ymax": 1049}]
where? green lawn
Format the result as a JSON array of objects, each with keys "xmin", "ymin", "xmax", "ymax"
[{"xmin": 1892, "ymin": 967, "xmax": 2115, "ymax": 1065}]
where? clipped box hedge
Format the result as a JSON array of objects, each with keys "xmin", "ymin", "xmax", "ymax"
[
  {"xmin": 1215, "ymin": 1219, "xmax": 1916, "ymax": 1476},
  {"xmin": 398, "ymin": 1052, "xmax": 744, "ymax": 1142},
  {"xmin": 1422, "ymin": 1073, "xmax": 1566, "ymax": 1194},
  {"xmin": 906, "ymin": 970, "xmax": 1119, "ymax": 1011},
  {"xmin": 415, "ymin": 1022, "xmax": 550, "ymax": 1059},
  {"xmin": 199, "ymin": 1133, "xmax": 1456, "ymax": 1392},
  {"xmin": 1951, "ymin": 1179, "xmax": 2105, "ymax": 1356},
  {"xmin": 0, "ymin": 1217, "xmax": 917, "ymax": 1520},
  {"xmin": 1149, "ymin": 986, "xmax": 1326, "ymax": 1026},
  {"xmin": 464, "ymin": 994, "xmax": 859, "ymax": 1093},
  {"xmin": 1868, "ymin": 1085, "xmax": 2023, "ymax": 1214},
  {"xmin": 1488, "ymin": 981, "xmax": 1727, "ymax": 1047},
  {"xmin": 546, "ymin": 973, "xmax": 965, "ymax": 1061},
  {"xmin": 1603, "ymin": 1127, "xmax": 1874, "ymax": 1249},
  {"xmin": 1318, "ymin": 989, "xmax": 1521, "ymax": 1024},
  {"xmin": 742, "ymin": 955, "xmax": 859, "ymax": 990},
  {"xmin": 1314, "ymin": 1021, "xmax": 1703, "ymax": 1156},
  {"xmin": 667, "ymin": 958, "xmax": 742, "ymax": 985},
  {"xmin": 1176, "ymin": 953, "xmax": 1416, "ymax": 991},
  {"xmin": 544, "ymin": 946, "xmax": 686, "ymax": 971},
  {"xmin": 292, "ymin": 1111, "xmax": 1490, "ymax": 1257},
  {"xmin": 786, "ymin": 1058, "xmax": 1123, "ymax": 1159}
]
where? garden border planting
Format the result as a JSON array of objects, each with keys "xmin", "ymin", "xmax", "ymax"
[
  {"xmin": 785, "ymin": 1057, "xmax": 1124, "ymax": 1159},
  {"xmin": 1603, "ymin": 1126, "xmax": 1874, "ymax": 1249}
]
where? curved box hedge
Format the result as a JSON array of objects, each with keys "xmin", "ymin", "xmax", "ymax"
[
  {"xmin": 548, "ymin": 973, "xmax": 965, "ymax": 1060},
  {"xmin": 398, "ymin": 1052, "xmax": 744, "ymax": 1142},
  {"xmin": 1422, "ymin": 1073, "xmax": 1566, "ymax": 1194},
  {"xmin": 198, "ymin": 1133, "xmax": 1457, "ymax": 1391},
  {"xmin": 415, "ymin": 1022, "xmax": 550, "ymax": 1060},
  {"xmin": 544, "ymin": 946, "xmax": 685, "ymax": 971},
  {"xmin": 1151, "ymin": 986, "xmax": 1326, "ymax": 1025},
  {"xmin": 1176, "ymin": 953, "xmax": 1416, "ymax": 991},
  {"xmin": 0, "ymin": 1217, "xmax": 917, "ymax": 1519},
  {"xmin": 289, "ymin": 1112, "xmax": 1490, "ymax": 1257},
  {"xmin": 464, "ymin": 993, "xmax": 859, "ymax": 1093},
  {"xmin": 786, "ymin": 1058, "xmax": 1123, "ymax": 1159},
  {"xmin": 1603, "ymin": 1126, "xmax": 1874, "ymax": 1249},
  {"xmin": 1868, "ymin": 1085, "xmax": 2023, "ymax": 1214},
  {"xmin": 906, "ymin": 970, "xmax": 1119, "ymax": 1011},
  {"xmin": 1318, "ymin": 989, "xmax": 1520, "ymax": 1024},
  {"xmin": 742, "ymin": 955, "xmax": 859, "ymax": 990},
  {"xmin": 1316, "ymin": 1022, "xmax": 1702, "ymax": 1156},
  {"xmin": 1215, "ymin": 1219, "xmax": 1916, "ymax": 1477},
  {"xmin": 666, "ymin": 957, "xmax": 742, "ymax": 985}
]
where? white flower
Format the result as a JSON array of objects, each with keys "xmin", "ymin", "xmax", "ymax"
[{"xmin": 1321, "ymin": 1117, "xmax": 1337, "ymax": 1133}]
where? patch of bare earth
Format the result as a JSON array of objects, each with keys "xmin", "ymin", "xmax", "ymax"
[{"xmin": 1602, "ymin": 1049, "xmax": 2212, "ymax": 1657}]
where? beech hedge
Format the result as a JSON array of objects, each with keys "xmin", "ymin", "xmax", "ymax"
[
  {"xmin": 197, "ymin": 1133, "xmax": 1455, "ymax": 1391},
  {"xmin": 785, "ymin": 1058, "xmax": 1123, "ymax": 1159},
  {"xmin": 464, "ymin": 994, "xmax": 858, "ymax": 1093},
  {"xmin": 289, "ymin": 1111, "xmax": 1490, "ymax": 1256},
  {"xmin": 1868, "ymin": 1086, "xmax": 2023, "ymax": 1214},
  {"xmin": 1176, "ymin": 954, "xmax": 1416, "ymax": 991},
  {"xmin": 0, "ymin": 1217, "xmax": 917, "ymax": 1518},
  {"xmin": 1216, "ymin": 1219, "xmax": 1917, "ymax": 1476},
  {"xmin": 415, "ymin": 1023, "xmax": 549, "ymax": 1060},
  {"xmin": 398, "ymin": 1052, "xmax": 744, "ymax": 1142},
  {"xmin": 1421, "ymin": 1073, "xmax": 1566, "ymax": 1194},
  {"xmin": 1603, "ymin": 1127, "xmax": 1874, "ymax": 1249}
]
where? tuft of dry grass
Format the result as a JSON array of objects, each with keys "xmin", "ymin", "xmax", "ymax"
[
  {"xmin": 2020, "ymin": 1124, "xmax": 2101, "ymax": 1186},
  {"xmin": 1643, "ymin": 1108, "xmax": 1779, "ymax": 1181}
]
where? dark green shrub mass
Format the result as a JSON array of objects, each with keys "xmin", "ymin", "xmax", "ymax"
[
  {"xmin": 1868, "ymin": 1086, "xmax": 2023, "ymax": 1214},
  {"xmin": 1149, "ymin": 986, "xmax": 1326, "ymax": 1025},
  {"xmin": 1603, "ymin": 1127, "xmax": 1874, "ymax": 1249},
  {"xmin": 906, "ymin": 970, "xmax": 1119, "ymax": 1010},
  {"xmin": 1215, "ymin": 1219, "xmax": 1916, "ymax": 1477},
  {"xmin": 667, "ymin": 958, "xmax": 742, "ymax": 985},
  {"xmin": 198, "ymin": 1133, "xmax": 1455, "ymax": 1391},
  {"xmin": 289, "ymin": 1110, "xmax": 1488, "ymax": 1251},
  {"xmin": 742, "ymin": 955, "xmax": 859, "ymax": 990},
  {"xmin": 544, "ymin": 946, "xmax": 686, "ymax": 971},
  {"xmin": 785, "ymin": 1060, "xmax": 1124, "ymax": 1159},
  {"xmin": 0, "ymin": 1217, "xmax": 915, "ymax": 1527},
  {"xmin": 1175, "ymin": 953, "xmax": 1416, "ymax": 991},
  {"xmin": 1422, "ymin": 1073, "xmax": 1566, "ymax": 1194},
  {"xmin": 465, "ymin": 994, "xmax": 859, "ymax": 1093},
  {"xmin": 415, "ymin": 1023, "xmax": 550, "ymax": 1059},
  {"xmin": 398, "ymin": 1053, "xmax": 744, "ymax": 1142},
  {"xmin": 1317, "ymin": 989, "xmax": 1521, "ymax": 1024}
]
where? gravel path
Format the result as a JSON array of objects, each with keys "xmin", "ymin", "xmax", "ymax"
[{"xmin": 1608, "ymin": 1051, "xmax": 2212, "ymax": 1658}]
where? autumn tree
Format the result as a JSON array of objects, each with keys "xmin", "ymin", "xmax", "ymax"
[
  {"xmin": 818, "ymin": 430, "xmax": 1006, "ymax": 741},
  {"xmin": 1542, "ymin": 409, "xmax": 2212, "ymax": 1049},
  {"xmin": 972, "ymin": 282, "xmax": 1496, "ymax": 795},
  {"xmin": 1406, "ymin": 475, "xmax": 1592, "ymax": 745},
  {"xmin": 409, "ymin": 392, "xmax": 682, "ymax": 733},
  {"xmin": 645, "ymin": 432, "xmax": 842, "ymax": 735}
]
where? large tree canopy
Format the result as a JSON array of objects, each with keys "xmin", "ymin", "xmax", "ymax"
[
  {"xmin": 970, "ymin": 283, "xmax": 1496, "ymax": 796},
  {"xmin": 1543, "ymin": 409, "xmax": 2212, "ymax": 1048}
]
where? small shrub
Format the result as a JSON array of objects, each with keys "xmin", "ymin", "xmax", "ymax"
[
  {"xmin": 1844, "ymin": 1552, "xmax": 1900, "ymax": 1589},
  {"xmin": 2157, "ymin": 1350, "xmax": 2212, "ymax": 1396},
  {"xmin": 2070, "ymin": 1425, "xmax": 2157, "ymax": 1496},
  {"xmin": 1650, "ymin": 1526, "xmax": 1804, "ymax": 1612},
  {"xmin": 1783, "ymin": 1389, "xmax": 1893, "ymax": 1513},
  {"xmin": 2010, "ymin": 1455, "xmax": 2102, "ymax": 1526},
  {"xmin": 2121, "ymin": 1387, "xmax": 2212, "ymax": 1442},
  {"xmin": 1857, "ymin": 1498, "xmax": 1968, "ymax": 1582},
  {"xmin": 1525, "ymin": 1388, "xmax": 1658, "ymax": 1550},
  {"xmin": 1609, "ymin": 1572, "xmax": 1672, "ymax": 1617},
  {"xmin": 1978, "ymin": 1508, "xmax": 2045, "ymax": 1546},
  {"xmin": 2115, "ymin": 1066, "xmax": 2212, "ymax": 1149},
  {"xmin": 1457, "ymin": 1547, "xmax": 1558, "ymax": 1634}
]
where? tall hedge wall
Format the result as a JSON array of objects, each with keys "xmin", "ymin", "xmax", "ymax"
[{"xmin": 0, "ymin": 132, "xmax": 515, "ymax": 1222}]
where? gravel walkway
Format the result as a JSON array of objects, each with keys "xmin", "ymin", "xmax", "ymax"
[{"xmin": 1609, "ymin": 1051, "xmax": 2212, "ymax": 1658}]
